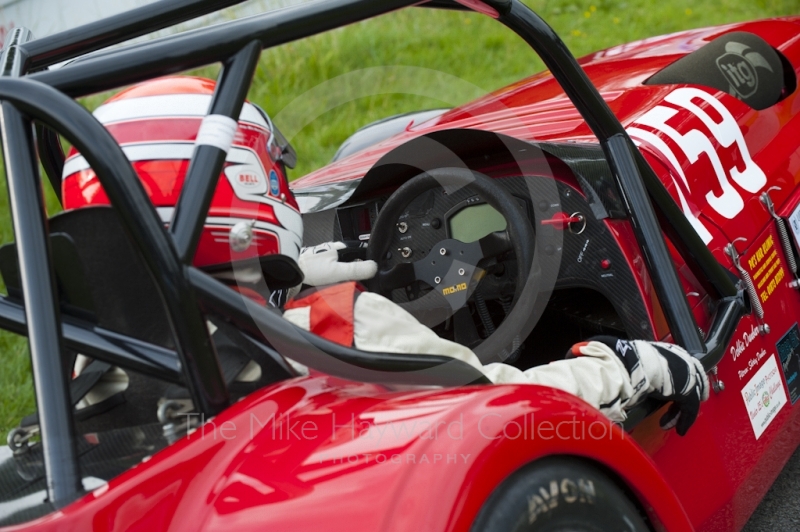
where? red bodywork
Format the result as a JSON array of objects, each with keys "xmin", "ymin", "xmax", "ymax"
[{"xmin": 9, "ymin": 17, "xmax": 800, "ymax": 532}]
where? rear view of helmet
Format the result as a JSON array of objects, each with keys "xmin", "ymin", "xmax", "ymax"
[{"xmin": 62, "ymin": 76, "xmax": 304, "ymax": 299}]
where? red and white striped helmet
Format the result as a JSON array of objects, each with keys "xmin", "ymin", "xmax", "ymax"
[{"xmin": 62, "ymin": 76, "xmax": 303, "ymax": 288}]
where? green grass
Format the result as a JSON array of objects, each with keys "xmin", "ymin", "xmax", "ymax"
[
  {"xmin": 249, "ymin": 0, "xmax": 800, "ymax": 177},
  {"xmin": 0, "ymin": 0, "xmax": 798, "ymax": 436}
]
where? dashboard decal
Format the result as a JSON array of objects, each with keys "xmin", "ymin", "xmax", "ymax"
[{"xmin": 627, "ymin": 87, "xmax": 766, "ymax": 244}]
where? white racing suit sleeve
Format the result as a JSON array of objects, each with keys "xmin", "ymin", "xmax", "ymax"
[
  {"xmin": 351, "ymin": 292, "xmax": 633, "ymax": 422},
  {"xmin": 283, "ymin": 290, "xmax": 633, "ymax": 421}
]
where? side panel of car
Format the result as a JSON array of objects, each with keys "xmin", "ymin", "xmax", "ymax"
[
  {"xmin": 380, "ymin": 386, "xmax": 695, "ymax": 532},
  {"xmin": 0, "ymin": 378, "xmax": 693, "ymax": 532},
  {"xmin": 616, "ymin": 29, "xmax": 800, "ymax": 531},
  {"xmin": 629, "ymin": 215, "xmax": 800, "ymax": 532}
]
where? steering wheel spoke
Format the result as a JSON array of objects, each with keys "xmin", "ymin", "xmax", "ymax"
[
  {"xmin": 372, "ymin": 261, "xmax": 416, "ymax": 294},
  {"xmin": 410, "ymin": 238, "xmax": 484, "ymax": 312},
  {"xmin": 477, "ymin": 231, "xmax": 512, "ymax": 259}
]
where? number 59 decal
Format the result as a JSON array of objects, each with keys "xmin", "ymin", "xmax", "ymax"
[{"xmin": 627, "ymin": 87, "xmax": 766, "ymax": 244}]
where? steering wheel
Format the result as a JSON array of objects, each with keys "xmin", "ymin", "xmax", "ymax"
[{"xmin": 366, "ymin": 168, "xmax": 538, "ymax": 364}]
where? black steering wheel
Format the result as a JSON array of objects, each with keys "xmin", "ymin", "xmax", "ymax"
[{"xmin": 366, "ymin": 168, "xmax": 537, "ymax": 364}]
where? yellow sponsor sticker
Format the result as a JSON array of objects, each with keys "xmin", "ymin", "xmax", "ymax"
[{"xmin": 745, "ymin": 234, "xmax": 785, "ymax": 304}]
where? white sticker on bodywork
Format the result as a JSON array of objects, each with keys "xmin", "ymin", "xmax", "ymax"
[
  {"xmin": 741, "ymin": 353, "xmax": 787, "ymax": 439},
  {"xmin": 786, "ymin": 201, "xmax": 800, "ymax": 252}
]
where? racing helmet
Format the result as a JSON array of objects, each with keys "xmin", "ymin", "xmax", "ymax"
[{"xmin": 62, "ymin": 76, "xmax": 304, "ymax": 293}]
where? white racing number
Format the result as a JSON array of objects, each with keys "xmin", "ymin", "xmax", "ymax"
[{"xmin": 627, "ymin": 87, "xmax": 766, "ymax": 244}]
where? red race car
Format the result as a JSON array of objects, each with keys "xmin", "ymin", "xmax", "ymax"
[{"xmin": 0, "ymin": 0, "xmax": 798, "ymax": 531}]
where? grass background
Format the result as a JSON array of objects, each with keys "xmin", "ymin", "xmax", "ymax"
[{"xmin": 0, "ymin": 0, "xmax": 798, "ymax": 435}]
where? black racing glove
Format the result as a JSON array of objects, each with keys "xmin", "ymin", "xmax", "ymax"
[{"xmin": 588, "ymin": 336, "xmax": 710, "ymax": 436}]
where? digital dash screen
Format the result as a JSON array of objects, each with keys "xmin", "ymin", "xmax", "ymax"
[{"xmin": 449, "ymin": 203, "xmax": 506, "ymax": 243}]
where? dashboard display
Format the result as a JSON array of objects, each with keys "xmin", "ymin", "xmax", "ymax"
[{"xmin": 449, "ymin": 203, "xmax": 506, "ymax": 243}]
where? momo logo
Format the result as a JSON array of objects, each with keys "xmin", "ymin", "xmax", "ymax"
[
  {"xmin": 237, "ymin": 172, "xmax": 261, "ymax": 187},
  {"xmin": 716, "ymin": 41, "xmax": 774, "ymax": 99},
  {"xmin": 442, "ymin": 283, "xmax": 467, "ymax": 296}
]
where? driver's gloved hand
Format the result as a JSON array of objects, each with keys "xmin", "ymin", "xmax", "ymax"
[
  {"xmin": 298, "ymin": 241, "xmax": 378, "ymax": 287},
  {"xmin": 569, "ymin": 337, "xmax": 709, "ymax": 436}
]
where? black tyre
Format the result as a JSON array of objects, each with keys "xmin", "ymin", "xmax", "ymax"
[{"xmin": 471, "ymin": 457, "xmax": 650, "ymax": 532}]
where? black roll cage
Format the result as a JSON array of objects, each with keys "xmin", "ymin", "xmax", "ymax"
[{"xmin": 0, "ymin": 0, "xmax": 746, "ymax": 506}]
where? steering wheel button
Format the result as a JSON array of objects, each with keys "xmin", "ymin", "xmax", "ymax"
[{"xmin": 600, "ymin": 259, "xmax": 611, "ymax": 270}]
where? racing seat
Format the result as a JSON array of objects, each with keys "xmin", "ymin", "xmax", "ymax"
[{"xmin": 0, "ymin": 207, "xmax": 295, "ymax": 433}]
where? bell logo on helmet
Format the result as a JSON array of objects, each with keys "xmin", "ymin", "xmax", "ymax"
[
  {"xmin": 237, "ymin": 172, "xmax": 261, "ymax": 187},
  {"xmin": 269, "ymin": 169, "xmax": 281, "ymax": 196},
  {"xmin": 716, "ymin": 41, "xmax": 774, "ymax": 100},
  {"xmin": 225, "ymin": 164, "xmax": 268, "ymax": 197}
]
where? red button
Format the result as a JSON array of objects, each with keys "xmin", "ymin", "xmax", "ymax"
[
  {"xmin": 600, "ymin": 259, "xmax": 611, "ymax": 270},
  {"xmin": 541, "ymin": 212, "xmax": 583, "ymax": 230}
]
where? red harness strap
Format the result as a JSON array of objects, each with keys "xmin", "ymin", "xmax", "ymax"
[{"xmin": 284, "ymin": 282, "xmax": 364, "ymax": 346}]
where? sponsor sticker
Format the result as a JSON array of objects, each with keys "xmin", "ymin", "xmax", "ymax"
[
  {"xmin": 744, "ymin": 234, "xmax": 785, "ymax": 305},
  {"xmin": 237, "ymin": 172, "xmax": 261, "ymax": 188},
  {"xmin": 715, "ymin": 41, "xmax": 774, "ymax": 100},
  {"xmin": 269, "ymin": 169, "xmax": 281, "ymax": 196},
  {"xmin": 224, "ymin": 164, "xmax": 267, "ymax": 196},
  {"xmin": 741, "ymin": 354, "xmax": 787, "ymax": 439},
  {"xmin": 776, "ymin": 324, "xmax": 800, "ymax": 404},
  {"xmin": 787, "ymin": 201, "xmax": 800, "ymax": 252}
]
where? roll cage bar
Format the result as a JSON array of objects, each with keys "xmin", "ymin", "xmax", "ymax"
[{"xmin": 0, "ymin": 0, "xmax": 746, "ymax": 506}]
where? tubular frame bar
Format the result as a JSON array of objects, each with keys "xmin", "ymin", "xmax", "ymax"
[
  {"xmin": 0, "ymin": 26, "xmax": 82, "ymax": 507},
  {"xmin": 35, "ymin": 124, "xmax": 64, "ymax": 204},
  {"xmin": 29, "ymin": 0, "xmax": 420, "ymax": 97},
  {"xmin": 0, "ymin": 102, "xmax": 82, "ymax": 506},
  {"xmin": 22, "ymin": 0, "xmax": 249, "ymax": 71},
  {"xmin": 0, "ymin": 296, "xmax": 183, "ymax": 383},
  {"xmin": 170, "ymin": 40, "xmax": 262, "ymax": 263}
]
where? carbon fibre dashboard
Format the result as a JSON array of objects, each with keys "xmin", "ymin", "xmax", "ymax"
[{"xmin": 299, "ymin": 174, "xmax": 653, "ymax": 341}]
